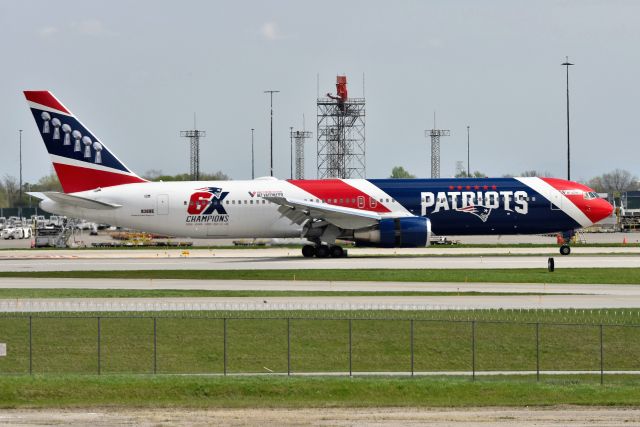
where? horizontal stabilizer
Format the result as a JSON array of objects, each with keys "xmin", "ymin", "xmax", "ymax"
[{"xmin": 28, "ymin": 191, "xmax": 122, "ymax": 210}]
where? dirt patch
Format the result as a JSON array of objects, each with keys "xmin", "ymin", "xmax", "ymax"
[{"xmin": 1, "ymin": 407, "xmax": 640, "ymax": 426}]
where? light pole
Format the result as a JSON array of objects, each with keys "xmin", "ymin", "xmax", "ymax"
[
  {"xmin": 264, "ymin": 90, "xmax": 280, "ymax": 177},
  {"xmin": 18, "ymin": 129, "xmax": 22, "ymax": 208},
  {"xmin": 289, "ymin": 126, "xmax": 293, "ymax": 179},
  {"xmin": 466, "ymin": 125, "xmax": 470, "ymax": 177},
  {"xmin": 561, "ymin": 56, "xmax": 574, "ymax": 181},
  {"xmin": 251, "ymin": 128, "xmax": 255, "ymax": 179}
]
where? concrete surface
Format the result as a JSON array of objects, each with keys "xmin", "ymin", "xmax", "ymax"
[{"xmin": 0, "ymin": 253, "xmax": 638, "ymax": 271}]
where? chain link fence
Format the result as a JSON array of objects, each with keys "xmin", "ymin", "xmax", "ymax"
[{"xmin": 1, "ymin": 315, "xmax": 639, "ymax": 381}]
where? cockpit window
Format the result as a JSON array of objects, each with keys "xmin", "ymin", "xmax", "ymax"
[{"xmin": 584, "ymin": 191, "xmax": 598, "ymax": 200}]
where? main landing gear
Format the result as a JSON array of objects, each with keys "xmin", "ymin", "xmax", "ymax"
[{"xmin": 301, "ymin": 244, "xmax": 346, "ymax": 258}]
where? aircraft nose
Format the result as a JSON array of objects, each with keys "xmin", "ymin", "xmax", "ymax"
[
  {"xmin": 582, "ymin": 198, "xmax": 614, "ymax": 225},
  {"xmin": 595, "ymin": 198, "xmax": 614, "ymax": 223}
]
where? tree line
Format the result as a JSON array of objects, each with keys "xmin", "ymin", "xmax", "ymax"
[
  {"xmin": 389, "ymin": 166, "xmax": 638, "ymax": 197},
  {"xmin": 0, "ymin": 170, "xmax": 229, "ymax": 208}
]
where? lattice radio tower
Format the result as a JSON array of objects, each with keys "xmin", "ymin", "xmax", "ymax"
[
  {"xmin": 291, "ymin": 129, "xmax": 312, "ymax": 179},
  {"xmin": 424, "ymin": 112, "xmax": 449, "ymax": 178},
  {"xmin": 317, "ymin": 75, "xmax": 366, "ymax": 179},
  {"xmin": 180, "ymin": 114, "xmax": 206, "ymax": 180}
]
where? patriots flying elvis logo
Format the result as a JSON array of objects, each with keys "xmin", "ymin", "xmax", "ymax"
[{"xmin": 455, "ymin": 204, "xmax": 493, "ymax": 222}]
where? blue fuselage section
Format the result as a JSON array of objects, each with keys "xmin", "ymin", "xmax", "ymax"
[{"xmin": 370, "ymin": 178, "xmax": 579, "ymax": 235}]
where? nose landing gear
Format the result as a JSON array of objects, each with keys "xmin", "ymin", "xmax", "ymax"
[{"xmin": 559, "ymin": 244, "xmax": 571, "ymax": 256}]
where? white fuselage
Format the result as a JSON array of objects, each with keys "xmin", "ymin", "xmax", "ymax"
[{"xmin": 41, "ymin": 179, "xmax": 308, "ymax": 238}]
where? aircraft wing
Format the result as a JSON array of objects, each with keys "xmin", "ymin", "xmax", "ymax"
[
  {"xmin": 27, "ymin": 191, "xmax": 122, "ymax": 210},
  {"xmin": 265, "ymin": 196, "xmax": 387, "ymax": 230}
]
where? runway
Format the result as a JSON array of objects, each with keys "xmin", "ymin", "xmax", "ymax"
[
  {"xmin": 0, "ymin": 248, "xmax": 637, "ymax": 311},
  {"xmin": 0, "ymin": 254, "xmax": 638, "ymax": 271}
]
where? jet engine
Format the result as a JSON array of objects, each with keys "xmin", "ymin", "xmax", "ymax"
[{"xmin": 353, "ymin": 217, "xmax": 431, "ymax": 248}]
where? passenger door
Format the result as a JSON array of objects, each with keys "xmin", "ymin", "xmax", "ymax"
[{"xmin": 157, "ymin": 194, "xmax": 169, "ymax": 215}]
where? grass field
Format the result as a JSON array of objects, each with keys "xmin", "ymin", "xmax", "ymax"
[
  {"xmin": 0, "ymin": 266, "xmax": 639, "ymax": 408},
  {"xmin": 1, "ymin": 310, "xmax": 640, "ymax": 376},
  {"xmin": 1, "ymin": 267, "xmax": 639, "ymax": 283},
  {"xmin": 3, "ymin": 375, "xmax": 640, "ymax": 408}
]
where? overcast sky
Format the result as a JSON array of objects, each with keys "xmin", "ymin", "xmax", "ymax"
[{"xmin": 1, "ymin": 0, "xmax": 638, "ymax": 183}]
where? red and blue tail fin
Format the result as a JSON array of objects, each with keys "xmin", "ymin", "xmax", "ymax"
[{"xmin": 24, "ymin": 91, "xmax": 146, "ymax": 193}]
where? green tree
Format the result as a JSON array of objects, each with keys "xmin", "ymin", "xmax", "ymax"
[
  {"xmin": 143, "ymin": 170, "xmax": 229, "ymax": 181},
  {"xmin": 30, "ymin": 173, "xmax": 63, "ymax": 192},
  {"xmin": 455, "ymin": 170, "xmax": 487, "ymax": 178},
  {"xmin": 389, "ymin": 166, "xmax": 415, "ymax": 179},
  {"xmin": 588, "ymin": 169, "xmax": 638, "ymax": 199},
  {"xmin": 0, "ymin": 175, "xmax": 20, "ymax": 208},
  {"xmin": 520, "ymin": 170, "xmax": 553, "ymax": 177}
]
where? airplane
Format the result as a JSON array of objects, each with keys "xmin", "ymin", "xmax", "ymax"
[{"xmin": 24, "ymin": 90, "xmax": 613, "ymax": 257}]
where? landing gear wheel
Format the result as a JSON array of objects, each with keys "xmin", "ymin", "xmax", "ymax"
[
  {"xmin": 315, "ymin": 245, "xmax": 330, "ymax": 258},
  {"xmin": 329, "ymin": 245, "xmax": 344, "ymax": 258},
  {"xmin": 302, "ymin": 245, "xmax": 315, "ymax": 258},
  {"xmin": 559, "ymin": 245, "xmax": 571, "ymax": 256}
]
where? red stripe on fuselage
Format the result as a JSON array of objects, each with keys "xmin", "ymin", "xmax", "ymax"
[
  {"xmin": 287, "ymin": 179, "xmax": 391, "ymax": 213},
  {"xmin": 24, "ymin": 91, "xmax": 70, "ymax": 114},
  {"xmin": 53, "ymin": 162, "xmax": 147, "ymax": 193}
]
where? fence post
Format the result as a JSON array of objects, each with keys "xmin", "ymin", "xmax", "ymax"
[
  {"xmin": 223, "ymin": 318, "xmax": 227, "ymax": 376},
  {"xmin": 536, "ymin": 322, "xmax": 540, "ymax": 382},
  {"xmin": 410, "ymin": 319, "xmax": 414, "ymax": 377},
  {"xmin": 97, "ymin": 317, "xmax": 101, "ymax": 375},
  {"xmin": 153, "ymin": 317, "xmax": 157, "ymax": 374},
  {"xmin": 471, "ymin": 320, "xmax": 476, "ymax": 381},
  {"xmin": 600, "ymin": 324, "xmax": 604, "ymax": 385},
  {"xmin": 349, "ymin": 319, "xmax": 352, "ymax": 377},
  {"xmin": 287, "ymin": 318, "xmax": 291, "ymax": 376},
  {"xmin": 29, "ymin": 316, "xmax": 32, "ymax": 375}
]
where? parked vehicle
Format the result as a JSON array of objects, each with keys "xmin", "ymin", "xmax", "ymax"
[{"xmin": 1, "ymin": 226, "xmax": 31, "ymax": 239}]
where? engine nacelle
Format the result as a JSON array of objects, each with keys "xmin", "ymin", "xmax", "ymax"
[{"xmin": 353, "ymin": 217, "xmax": 431, "ymax": 248}]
